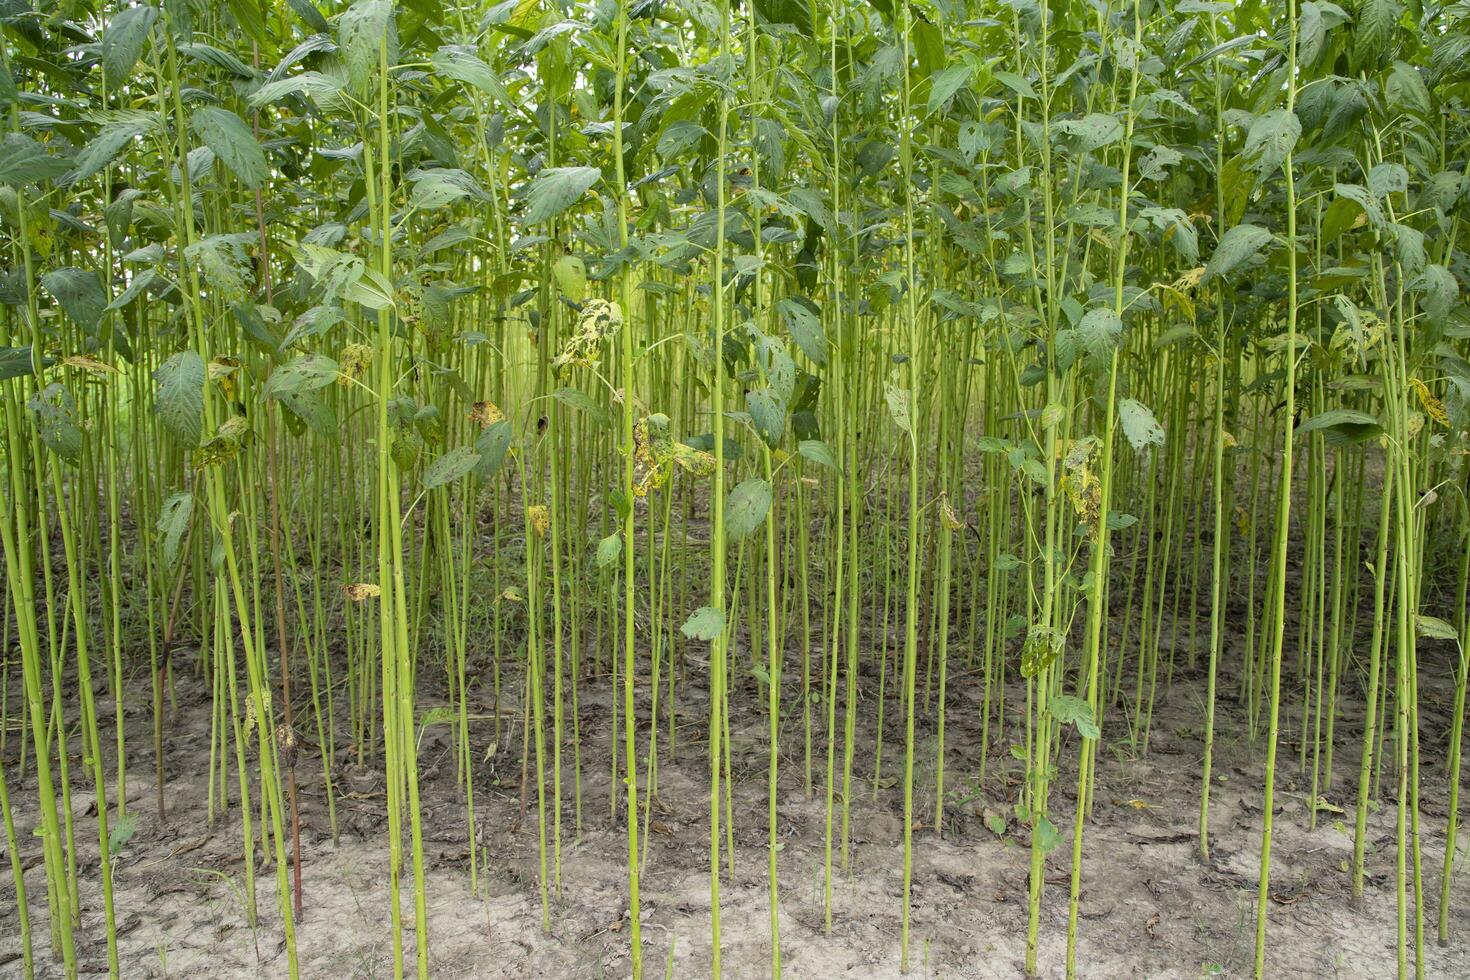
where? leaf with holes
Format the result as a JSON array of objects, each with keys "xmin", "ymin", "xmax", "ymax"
[
  {"xmin": 1119, "ymin": 398, "xmax": 1164, "ymax": 451},
  {"xmin": 154, "ymin": 351, "xmax": 206, "ymax": 446},
  {"xmin": 726, "ymin": 478, "xmax": 773, "ymax": 539}
]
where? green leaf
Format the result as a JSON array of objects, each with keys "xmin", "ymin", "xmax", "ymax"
[
  {"xmin": 473, "ymin": 420, "xmax": 513, "ymax": 482},
  {"xmin": 726, "ymin": 478, "xmax": 773, "ymax": 538},
  {"xmin": 1056, "ymin": 307, "xmax": 1121, "ymax": 374},
  {"xmin": 278, "ymin": 389, "xmax": 338, "ymax": 440},
  {"xmin": 192, "ymin": 107, "xmax": 268, "ymax": 190},
  {"xmin": 1035, "ymin": 816, "xmax": 1062, "ymax": 854},
  {"xmin": 157, "ymin": 491, "xmax": 194, "ymax": 566},
  {"xmin": 1243, "ymin": 108, "xmax": 1300, "ymax": 177},
  {"xmin": 552, "ymin": 256, "xmax": 587, "ymax": 301},
  {"xmin": 1416, "ymin": 615, "xmax": 1459, "ymax": 642},
  {"xmin": 680, "ymin": 605, "xmax": 725, "ymax": 642},
  {"xmin": 776, "ymin": 297, "xmax": 827, "ymax": 365},
  {"xmin": 1353, "ymin": 0, "xmax": 1402, "ymax": 73},
  {"xmin": 552, "ymin": 387, "xmax": 609, "ymax": 428},
  {"xmin": 42, "ymin": 268, "xmax": 107, "ymax": 333},
  {"xmin": 1203, "ymin": 223, "xmax": 1272, "ymax": 282},
  {"xmin": 1119, "ymin": 398, "xmax": 1164, "ymax": 451},
  {"xmin": 797, "ymin": 439, "xmax": 839, "ymax": 470},
  {"xmin": 1295, "ymin": 409, "xmax": 1383, "ymax": 446},
  {"xmin": 1050, "ymin": 695, "xmax": 1100, "ymax": 739},
  {"xmin": 249, "ymin": 72, "xmax": 344, "ymax": 107},
  {"xmin": 339, "ymin": 0, "xmax": 395, "ymax": 93},
  {"xmin": 1411, "ymin": 265, "xmax": 1457, "ymax": 326},
  {"xmin": 884, "ymin": 381, "xmax": 912, "ymax": 434},
  {"xmin": 102, "ymin": 6, "xmax": 158, "ymax": 83},
  {"xmin": 1054, "ymin": 113, "xmax": 1123, "ymax": 151},
  {"xmin": 27, "ymin": 384, "xmax": 83, "ymax": 462},
  {"xmin": 0, "ymin": 346, "xmax": 52, "ymax": 381},
  {"xmin": 927, "ymin": 62, "xmax": 973, "ymax": 115},
  {"xmin": 523, "ymin": 166, "xmax": 601, "ymax": 224},
  {"xmin": 423, "ymin": 446, "xmax": 481, "ymax": 488},
  {"xmin": 0, "ymin": 134, "xmax": 71, "ymax": 186},
  {"xmin": 596, "ymin": 533, "xmax": 622, "ymax": 569},
  {"xmin": 154, "ymin": 351, "xmax": 206, "ymax": 446},
  {"xmin": 430, "ymin": 46, "xmax": 514, "ymax": 108},
  {"xmin": 265, "ymin": 354, "xmax": 339, "ymax": 398},
  {"xmin": 746, "ymin": 388, "xmax": 785, "ymax": 447},
  {"xmin": 1020, "ymin": 625, "xmax": 1063, "ymax": 679},
  {"xmin": 107, "ymin": 811, "xmax": 138, "ymax": 853},
  {"xmin": 70, "ymin": 115, "xmax": 158, "ymax": 184}
]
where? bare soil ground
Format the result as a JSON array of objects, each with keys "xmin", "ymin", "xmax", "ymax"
[{"xmin": 2, "ymin": 612, "xmax": 1468, "ymax": 979}]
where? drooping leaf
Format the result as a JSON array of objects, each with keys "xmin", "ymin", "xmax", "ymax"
[
  {"xmin": 884, "ymin": 381, "xmax": 912, "ymax": 434},
  {"xmin": 1054, "ymin": 113, "xmax": 1123, "ymax": 151},
  {"xmin": 552, "ymin": 256, "xmax": 587, "ymax": 301},
  {"xmin": 1243, "ymin": 108, "xmax": 1300, "ymax": 177},
  {"xmin": 1020, "ymin": 625, "xmax": 1063, "ymax": 678},
  {"xmin": 596, "ymin": 534, "xmax": 622, "ymax": 569},
  {"xmin": 473, "ymin": 419, "xmax": 513, "ymax": 482},
  {"xmin": 1034, "ymin": 816, "xmax": 1062, "ymax": 854},
  {"xmin": 191, "ymin": 107, "xmax": 269, "ymax": 189},
  {"xmin": 102, "ymin": 6, "xmax": 158, "ymax": 82},
  {"xmin": 927, "ymin": 62, "xmax": 973, "ymax": 114},
  {"xmin": 552, "ymin": 387, "xmax": 609, "ymax": 427},
  {"xmin": 1353, "ymin": 0, "xmax": 1403, "ymax": 73},
  {"xmin": 1050, "ymin": 695, "xmax": 1100, "ymax": 739},
  {"xmin": 726, "ymin": 478, "xmax": 773, "ymax": 538},
  {"xmin": 1295, "ymin": 409, "xmax": 1383, "ymax": 446},
  {"xmin": 69, "ymin": 114, "xmax": 157, "ymax": 183},
  {"xmin": 156, "ymin": 491, "xmax": 194, "ymax": 566},
  {"xmin": 776, "ymin": 297, "xmax": 827, "ymax": 365},
  {"xmin": 278, "ymin": 389, "xmax": 337, "ymax": 439},
  {"xmin": 153, "ymin": 351, "xmax": 206, "ymax": 446},
  {"xmin": 1411, "ymin": 265, "xmax": 1458, "ymax": 326},
  {"xmin": 41, "ymin": 268, "xmax": 107, "ymax": 333},
  {"xmin": 797, "ymin": 439, "xmax": 839, "ymax": 470},
  {"xmin": 745, "ymin": 388, "xmax": 785, "ymax": 447},
  {"xmin": 1118, "ymin": 398, "xmax": 1165, "ymax": 451},
  {"xmin": 0, "ymin": 346, "xmax": 53, "ymax": 380},
  {"xmin": 27, "ymin": 383, "xmax": 84, "ymax": 461},
  {"xmin": 1416, "ymin": 615, "xmax": 1459, "ymax": 641},
  {"xmin": 248, "ymin": 72, "xmax": 344, "ymax": 107},
  {"xmin": 430, "ymin": 46, "xmax": 514, "ymax": 108},
  {"xmin": 1202, "ymin": 223, "xmax": 1272, "ymax": 282},
  {"xmin": 339, "ymin": 0, "xmax": 396, "ymax": 93},
  {"xmin": 680, "ymin": 605, "xmax": 726, "ymax": 642},
  {"xmin": 423, "ymin": 446, "xmax": 481, "ymax": 488},
  {"xmin": 523, "ymin": 166, "xmax": 602, "ymax": 224},
  {"xmin": 0, "ymin": 134, "xmax": 70, "ymax": 186},
  {"xmin": 265, "ymin": 354, "xmax": 340, "ymax": 398},
  {"xmin": 408, "ymin": 169, "xmax": 487, "ymax": 210},
  {"xmin": 1056, "ymin": 307, "xmax": 1121, "ymax": 374}
]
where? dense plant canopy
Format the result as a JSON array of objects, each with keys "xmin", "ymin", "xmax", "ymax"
[{"xmin": 0, "ymin": 0, "xmax": 1469, "ymax": 977}]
